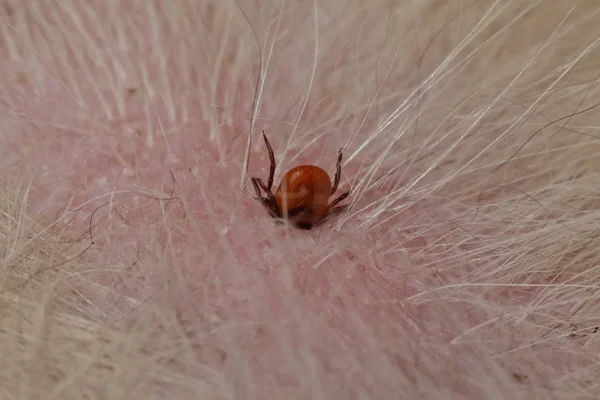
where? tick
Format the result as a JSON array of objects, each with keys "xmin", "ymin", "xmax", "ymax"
[{"xmin": 251, "ymin": 132, "xmax": 350, "ymax": 230}]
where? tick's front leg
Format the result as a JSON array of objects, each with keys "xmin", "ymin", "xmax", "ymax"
[
  {"xmin": 252, "ymin": 177, "xmax": 280, "ymax": 218},
  {"xmin": 328, "ymin": 190, "xmax": 350, "ymax": 210},
  {"xmin": 251, "ymin": 177, "xmax": 263, "ymax": 199}
]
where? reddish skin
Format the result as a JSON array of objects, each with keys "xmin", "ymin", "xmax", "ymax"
[{"xmin": 251, "ymin": 132, "xmax": 350, "ymax": 230}]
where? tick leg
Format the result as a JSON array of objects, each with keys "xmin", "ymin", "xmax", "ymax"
[
  {"xmin": 256, "ymin": 177, "xmax": 280, "ymax": 218},
  {"xmin": 313, "ymin": 190, "xmax": 350, "ymax": 228},
  {"xmin": 262, "ymin": 131, "xmax": 276, "ymax": 191},
  {"xmin": 262, "ymin": 199, "xmax": 280, "ymax": 218},
  {"xmin": 252, "ymin": 177, "xmax": 280, "ymax": 217},
  {"xmin": 255, "ymin": 177, "xmax": 277, "ymax": 206},
  {"xmin": 328, "ymin": 190, "xmax": 350, "ymax": 210},
  {"xmin": 251, "ymin": 177, "xmax": 263, "ymax": 198},
  {"xmin": 331, "ymin": 148, "xmax": 343, "ymax": 195}
]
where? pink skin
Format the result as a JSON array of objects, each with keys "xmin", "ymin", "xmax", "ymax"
[{"xmin": 2, "ymin": 1, "xmax": 599, "ymax": 398}]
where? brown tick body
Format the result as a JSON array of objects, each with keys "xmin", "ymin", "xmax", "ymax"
[{"xmin": 251, "ymin": 132, "xmax": 350, "ymax": 230}]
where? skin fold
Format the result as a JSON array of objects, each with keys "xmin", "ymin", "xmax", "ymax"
[{"xmin": 2, "ymin": 1, "xmax": 600, "ymax": 399}]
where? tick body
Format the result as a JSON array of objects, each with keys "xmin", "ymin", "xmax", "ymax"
[{"xmin": 251, "ymin": 132, "xmax": 350, "ymax": 230}]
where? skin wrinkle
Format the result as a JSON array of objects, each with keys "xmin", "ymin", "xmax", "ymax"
[{"xmin": 2, "ymin": 0, "xmax": 600, "ymax": 399}]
